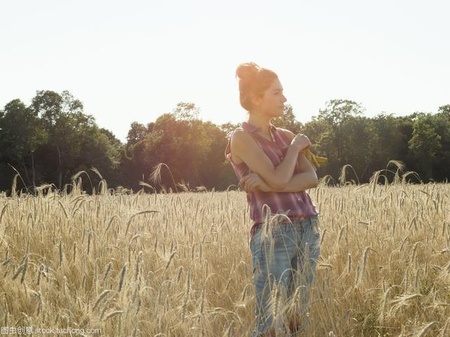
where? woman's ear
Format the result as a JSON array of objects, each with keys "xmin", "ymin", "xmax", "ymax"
[{"xmin": 250, "ymin": 93, "xmax": 262, "ymax": 107}]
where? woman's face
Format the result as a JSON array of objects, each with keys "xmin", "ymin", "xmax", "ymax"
[{"xmin": 258, "ymin": 78, "xmax": 287, "ymax": 118}]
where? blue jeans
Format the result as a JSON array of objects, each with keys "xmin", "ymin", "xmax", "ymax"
[{"xmin": 250, "ymin": 216, "xmax": 321, "ymax": 336}]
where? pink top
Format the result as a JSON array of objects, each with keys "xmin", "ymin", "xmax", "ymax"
[{"xmin": 225, "ymin": 122, "xmax": 318, "ymax": 232}]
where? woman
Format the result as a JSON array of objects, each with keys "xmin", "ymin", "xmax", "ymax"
[{"xmin": 225, "ymin": 62, "xmax": 321, "ymax": 336}]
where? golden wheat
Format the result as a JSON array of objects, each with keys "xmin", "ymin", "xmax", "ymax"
[{"xmin": 0, "ymin": 182, "xmax": 448, "ymax": 336}]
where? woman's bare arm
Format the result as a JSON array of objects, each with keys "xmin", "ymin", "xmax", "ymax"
[
  {"xmin": 238, "ymin": 129, "xmax": 318, "ymax": 193},
  {"xmin": 240, "ymin": 153, "xmax": 318, "ymax": 192},
  {"xmin": 230, "ymin": 129, "xmax": 310, "ymax": 190}
]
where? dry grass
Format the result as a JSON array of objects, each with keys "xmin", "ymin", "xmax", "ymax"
[{"xmin": 0, "ymin": 181, "xmax": 449, "ymax": 336}]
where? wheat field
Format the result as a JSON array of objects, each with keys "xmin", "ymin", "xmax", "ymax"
[{"xmin": 0, "ymin": 180, "xmax": 449, "ymax": 337}]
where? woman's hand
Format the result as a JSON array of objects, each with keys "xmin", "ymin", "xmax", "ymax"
[
  {"xmin": 291, "ymin": 134, "xmax": 311, "ymax": 152},
  {"xmin": 239, "ymin": 173, "xmax": 270, "ymax": 192}
]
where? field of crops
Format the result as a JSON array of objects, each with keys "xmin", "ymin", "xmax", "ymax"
[{"xmin": 0, "ymin": 182, "xmax": 449, "ymax": 336}]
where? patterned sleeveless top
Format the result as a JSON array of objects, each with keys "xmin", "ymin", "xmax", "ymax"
[{"xmin": 225, "ymin": 122, "xmax": 318, "ymax": 233}]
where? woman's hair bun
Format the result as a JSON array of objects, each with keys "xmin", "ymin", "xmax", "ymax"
[
  {"xmin": 235, "ymin": 62, "xmax": 278, "ymax": 111},
  {"xmin": 235, "ymin": 62, "xmax": 261, "ymax": 81}
]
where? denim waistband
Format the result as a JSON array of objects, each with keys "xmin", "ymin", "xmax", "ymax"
[{"xmin": 250, "ymin": 215, "xmax": 318, "ymax": 237}]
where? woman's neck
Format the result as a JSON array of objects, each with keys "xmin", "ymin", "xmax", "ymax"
[
  {"xmin": 247, "ymin": 114, "xmax": 272, "ymax": 134},
  {"xmin": 247, "ymin": 114, "xmax": 273, "ymax": 140}
]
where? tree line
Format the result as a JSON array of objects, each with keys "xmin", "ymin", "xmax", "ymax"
[{"xmin": 0, "ymin": 90, "xmax": 449, "ymax": 194}]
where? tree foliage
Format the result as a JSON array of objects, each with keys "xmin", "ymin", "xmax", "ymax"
[
  {"xmin": 1, "ymin": 93, "xmax": 449, "ymax": 192},
  {"xmin": 271, "ymin": 104, "xmax": 303, "ymax": 134},
  {"xmin": 408, "ymin": 109, "xmax": 450, "ymax": 181},
  {"xmin": 0, "ymin": 91, "xmax": 122, "ymax": 193},
  {"xmin": 302, "ymin": 101, "xmax": 448, "ymax": 184},
  {"xmin": 0, "ymin": 99, "xmax": 47, "ymax": 188},
  {"xmin": 121, "ymin": 104, "xmax": 233, "ymax": 191}
]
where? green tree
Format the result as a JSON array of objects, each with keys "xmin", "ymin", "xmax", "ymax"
[
  {"xmin": 408, "ymin": 113, "xmax": 441, "ymax": 180},
  {"xmin": 143, "ymin": 112, "xmax": 207, "ymax": 190},
  {"xmin": 315, "ymin": 99, "xmax": 364, "ymax": 180},
  {"xmin": 126, "ymin": 122, "xmax": 148, "ymax": 145},
  {"xmin": 271, "ymin": 104, "xmax": 303, "ymax": 134},
  {"xmin": 366, "ymin": 113, "xmax": 412, "ymax": 179},
  {"xmin": 431, "ymin": 107, "xmax": 450, "ymax": 180},
  {"xmin": 339, "ymin": 115, "xmax": 371, "ymax": 182},
  {"xmin": 120, "ymin": 122, "xmax": 152, "ymax": 190},
  {"xmin": 172, "ymin": 102, "xmax": 199, "ymax": 121},
  {"xmin": 220, "ymin": 122, "xmax": 241, "ymax": 138},
  {"xmin": 76, "ymin": 127, "xmax": 123, "ymax": 190},
  {"xmin": 318, "ymin": 99, "xmax": 364, "ymax": 126},
  {"xmin": 31, "ymin": 90, "xmax": 80, "ymax": 187},
  {"xmin": 30, "ymin": 90, "xmax": 122, "ymax": 190},
  {"xmin": 196, "ymin": 121, "xmax": 231, "ymax": 190},
  {"xmin": 123, "ymin": 103, "xmax": 236, "ymax": 191},
  {"xmin": 0, "ymin": 99, "xmax": 47, "ymax": 190},
  {"xmin": 438, "ymin": 104, "xmax": 450, "ymax": 116}
]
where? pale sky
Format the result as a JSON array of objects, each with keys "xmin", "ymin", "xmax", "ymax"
[{"xmin": 1, "ymin": 0, "xmax": 449, "ymax": 142}]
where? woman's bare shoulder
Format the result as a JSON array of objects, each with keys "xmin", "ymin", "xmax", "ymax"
[
  {"xmin": 229, "ymin": 128, "xmax": 254, "ymax": 164},
  {"xmin": 230, "ymin": 127, "xmax": 251, "ymax": 143},
  {"xmin": 230, "ymin": 127, "xmax": 263, "ymax": 158}
]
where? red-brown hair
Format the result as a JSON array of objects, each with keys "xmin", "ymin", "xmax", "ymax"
[{"xmin": 235, "ymin": 62, "xmax": 278, "ymax": 111}]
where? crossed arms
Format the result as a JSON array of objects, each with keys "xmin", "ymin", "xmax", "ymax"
[{"xmin": 229, "ymin": 128, "xmax": 318, "ymax": 193}]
